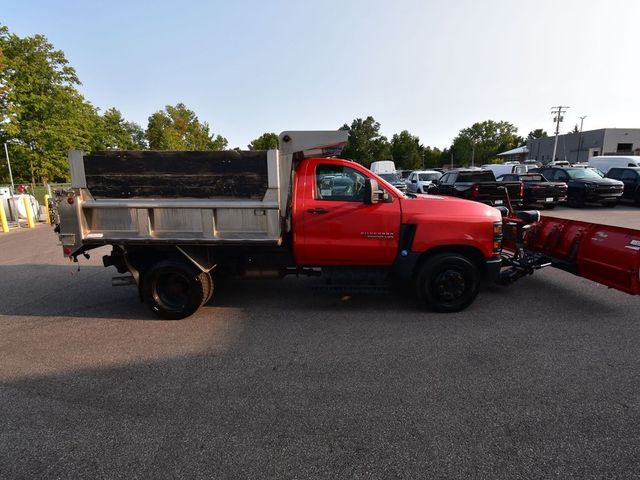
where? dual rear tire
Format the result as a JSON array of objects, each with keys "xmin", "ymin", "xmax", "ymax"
[{"xmin": 141, "ymin": 260, "xmax": 213, "ymax": 320}]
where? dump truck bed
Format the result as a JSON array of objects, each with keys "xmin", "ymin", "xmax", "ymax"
[{"xmin": 54, "ymin": 130, "xmax": 349, "ymax": 257}]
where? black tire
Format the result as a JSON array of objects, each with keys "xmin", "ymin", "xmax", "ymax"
[
  {"xmin": 415, "ymin": 253, "xmax": 480, "ymax": 313},
  {"xmin": 141, "ymin": 260, "xmax": 205, "ymax": 320},
  {"xmin": 417, "ymin": 187, "xmax": 423, "ymax": 194},
  {"xmin": 635, "ymin": 193, "xmax": 640, "ymax": 207},
  {"xmin": 200, "ymin": 271, "xmax": 214, "ymax": 306},
  {"xmin": 567, "ymin": 191, "xmax": 584, "ymax": 208}
]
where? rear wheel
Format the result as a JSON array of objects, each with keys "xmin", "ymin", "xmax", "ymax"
[
  {"xmin": 200, "ymin": 271, "xmax": 214, "ymax": 306},
  {"xmin": 415, "ymin": 253, "xmax": 480, "ymax": 313},
  {"xmin": 142, "ymin": 260, "xmax": 205, "ymax": 319}
]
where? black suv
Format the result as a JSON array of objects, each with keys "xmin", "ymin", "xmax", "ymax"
[
  {"xmin": 539, "ymin": 167, "xmax": 624, "ymax": 207},
  {"xmin": 605, "ymin": 167, "xmax": 640, "ymax": 206}
]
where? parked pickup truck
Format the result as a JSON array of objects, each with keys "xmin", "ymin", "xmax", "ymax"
[
  {"xmin": 538, "ymin": 166, "xmax": 624, "ymax": 207},
  {"xmin": 431, "ymin": 169, "xmax": 523, "ymax": 207},
  {"xmin": 605, "ymin": 167, "xmax": 640, "ymax": 206},
  {"xmin": 496, "ymin": 173, "xmax": 567, "ymax": 209}
]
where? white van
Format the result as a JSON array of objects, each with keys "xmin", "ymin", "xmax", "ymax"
[
  {"xmin": 589, "ymin": 156, "xmax": 640, "ymax": 174},
  {"xmin": 481, "ymin": 163, "xmax": 529, "ymax": 178},
  {"xmin": 370, "ymin": 160, "xmax": 396, "ymax": 174}
]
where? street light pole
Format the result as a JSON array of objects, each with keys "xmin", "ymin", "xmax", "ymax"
[
  {"xmin": 471, "ymin": 142, "xmax": 475, "ymax": 167},
  {"xmin": 576, "ymin": 116, "xmax": 587, "ymax": 164},
  {"xmin": 3, "ymin": 143, "xmax": 15, "ymax": 193}
]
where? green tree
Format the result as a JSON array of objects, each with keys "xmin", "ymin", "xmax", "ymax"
[
  {"xmin": 527, "ymin": 128, "xmax": 548, "ymax": 140},
  {"xmin": 0, "ymin": 25, "xmax": 103, "ymax": 183},
  {"xmin": 390, "ymin": 130, "xmax": 423, "ymax": 169},
  {"xmin": 98, "ymin": 107, "xmax": 146, "ymax": 150},
  {"xmin": 450, "ymin": 120, "xmax": 521, "ymax": 165},
  {"xmin": 422, "ymin": 146, "xmax": 445, "ymax": 169},
  {"xmin": 248, "ymin": 132, "xmax": 278, "ymax": 150},
  {"xmin": 339, "ymin": 116, "xmax": 391, "ymax": 167},
  {"xmin": 146, "ymin": 103, "xmax": 227, "ymax": 150}
]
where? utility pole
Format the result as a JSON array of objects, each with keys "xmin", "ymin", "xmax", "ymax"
[
  {"xmin": 576, "ymin": 116, "xmax": 587, "ymax": 163},
  {"xmin": 550, "ymin": 106, "xmax": 569, "ymax": 162}
]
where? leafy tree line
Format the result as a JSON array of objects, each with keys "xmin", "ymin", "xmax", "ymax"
[{"xmin": 0, "ymin": 24, "xmax": 549, "ymax": 184}]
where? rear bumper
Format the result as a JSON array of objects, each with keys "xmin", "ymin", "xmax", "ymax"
[{"xmin": 527, "ymin": 193, "xmax": 567, "ymax": 204}]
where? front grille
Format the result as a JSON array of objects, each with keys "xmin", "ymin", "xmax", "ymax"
[{"xmin": 595, "ymin": 185, "xmax": 623, "ymax": 193}]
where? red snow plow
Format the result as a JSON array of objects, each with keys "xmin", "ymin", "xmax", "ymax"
[{"xmin": 498, "ymin": 209, "xmax": 640, "ymax": 295}]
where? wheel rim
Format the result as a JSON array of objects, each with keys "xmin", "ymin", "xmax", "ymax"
[
  {"xmin": 154, "ymin": 271, "xmax": 191, "ymax": 310},
  {"xmin": 431, "ymin": 268, "xmax": 466, "ymax": 302}
]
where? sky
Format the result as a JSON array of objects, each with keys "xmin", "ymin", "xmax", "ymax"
[{"xmin": 3, "ymin": 0, "xmax": 640, "ymax": 149}]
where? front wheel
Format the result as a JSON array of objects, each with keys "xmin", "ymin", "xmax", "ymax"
[
  {"xmin": 567, "ymin": 191, "xmax": 584, "ymax": 208},
  {"xmin": 141, "ymin": 260, "xmax": 205, "ymax": 319},
  {"xmin": 415, "ymin": 253, "xmax": 480, "ymax": 313}
]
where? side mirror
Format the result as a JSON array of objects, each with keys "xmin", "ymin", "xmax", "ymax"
[
  {"xmin": 364, "ymin": 178, "xmax": 382, "ymax": 204},
  {"xmin": 411, "ymin": 179, "xmax": 417, "ymax": 183}
]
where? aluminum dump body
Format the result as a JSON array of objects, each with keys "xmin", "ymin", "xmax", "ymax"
[{"xmin": 55, "ymin": 131, "xmax": 348, "ymax": 256}]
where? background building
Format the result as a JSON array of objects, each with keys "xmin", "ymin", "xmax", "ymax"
[
  {"xmin": 527, "ymin": 128, "xmax": 640, "ymax": 164},
  {"xmin": 497, "ymin": 145, "xmax": 529, "ymax": 163}
]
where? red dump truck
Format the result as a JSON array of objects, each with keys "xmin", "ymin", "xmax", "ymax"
[{"xmin": 53, "ymin": 131, "xmax": 640, "ymax": 319}]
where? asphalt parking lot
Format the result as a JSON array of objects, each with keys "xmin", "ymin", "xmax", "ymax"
[{"xmin": 1, "ymin": 206, "xmax": 639, "ymax": 479}]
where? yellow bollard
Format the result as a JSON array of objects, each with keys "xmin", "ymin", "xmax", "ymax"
[
  {"xmin": 0, "ymin": 199, "xmax": 8, "ymax": 233},
  {"xmin": 23, "ymin": 195, "xmax": 35, "ymax": 228},
  {"xmin": 44, "ymin": 194, "xmax": 51, "ymax": 225}
]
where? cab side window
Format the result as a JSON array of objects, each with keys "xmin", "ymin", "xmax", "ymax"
[
  {"xmin": 440, "ymin": 173, "xmax": 454, "ymax": 184},
  {"xmin": 554, "ymin": 170, "xmax": 569, "ymax": 182},
  {"xmin": 622, "ymin": 170, "xmax": 638, "ymax": 182},
  {"xmin": 608, "ymin": 169, "xmax": 621, "ymax": 180},
  {"xmin": 316, "ymin": 164, "xmax": 367, "ymax": 202}
]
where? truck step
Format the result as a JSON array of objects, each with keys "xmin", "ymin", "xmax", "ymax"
[{"xmin": 313, "ymin": 283, "xmax": 390, "ymax": 294}]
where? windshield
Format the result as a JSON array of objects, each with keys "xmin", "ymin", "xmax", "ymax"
[
  {"xmin": 379, "ymin": 173, "xmax": 401, "ymax": 183},
  {"xmin": 419, "ymin": 173, "xmax": 441, "ymax": 181},
  {"xmin": 459, "ymin": 171, "xmax": 495, "ymax": 182},
  {"xmin": 566, "ymin": 168, "xmax": 604, "ymax": 180}
]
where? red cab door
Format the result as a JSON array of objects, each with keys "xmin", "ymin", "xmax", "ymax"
[{"xmin": 294, "ymin": 159, "xmax": 401, "ymax": 266}]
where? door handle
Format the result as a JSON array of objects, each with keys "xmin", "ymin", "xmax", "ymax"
[{"xmin": 307, "ymin": 208, "xmax": 329, "ymax": 214}]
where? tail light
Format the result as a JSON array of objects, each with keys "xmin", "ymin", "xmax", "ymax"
[
  {"xmin": 472, "ymin": 184, "xmax": 480, "ymax": 198},
  {"xmin": 519, "ymin": 182, "xmax": 524, "ymax": 198}
]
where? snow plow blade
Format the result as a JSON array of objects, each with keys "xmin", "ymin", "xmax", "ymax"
[{"xmin": 508, "ymin": 216, "xmax": 640, "ymax": 295}]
